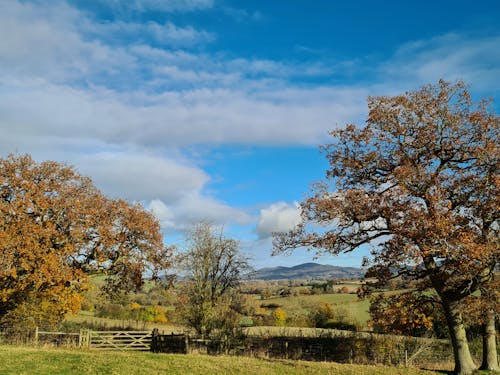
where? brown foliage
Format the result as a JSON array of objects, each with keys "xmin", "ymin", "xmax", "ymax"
[
  {"xmin": 369, "ymin": 292, "xmax": 437, "ymax": 336},
  {"xmin": 273, "ymin": 80, "xmax": 499, "ymax": 374},
  {"xmin": 0, "ymin": 154, "xmax": 172, "ymax": 326}
]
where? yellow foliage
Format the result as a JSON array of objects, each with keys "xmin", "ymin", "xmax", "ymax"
[
  {"xmin": 272, "ymin": 308, "xmax": 287, "ymax": 327},
  {"xmin": 129, "ymin": 302, "xmax": 142, "ymax": 310}
]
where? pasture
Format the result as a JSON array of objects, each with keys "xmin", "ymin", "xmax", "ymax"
[
  {"xmin": 254, "ymin": 291, "xmax": 371, "ymax": 328},
  {"xmin": 0, "ymin": 345, "xmax": 443, "ymax": 375}
]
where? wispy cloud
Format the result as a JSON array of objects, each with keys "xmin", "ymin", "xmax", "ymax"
[
  {"xmin": 95, "ymin": 0, "xmax": 215, "ymax": 13},
  {"xmin": 1, "ymin": 0, "xmax": 499, "ymax": 234},
  {"xmin": 86, "ymin": 20, "xmax": 215, "ymax": 47},
  {"xmin": 379, "ymin": 33, "xmax": 500, "ymax": 93},
  {"xmin": 222, "ymin": 6, "xmax": 263, "ymax": 22}
]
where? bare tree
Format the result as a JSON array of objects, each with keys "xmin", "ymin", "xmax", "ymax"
[{"xmin": 178, "ymin": 222, "xmax": 251, "ymax": 337}]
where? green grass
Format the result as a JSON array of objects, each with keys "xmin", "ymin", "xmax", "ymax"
[
  {"xmin": 0, "ymin": 345, "xmax": 443, "ymax": 375},
  {"xmin": 256, "ymin": 293, "xmax": 371, "ymax": 327}
]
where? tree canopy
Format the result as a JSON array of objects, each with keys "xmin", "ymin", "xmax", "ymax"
[
  {"xmin": 0, "ymin": 154, "xmax": 172, "ymax": 327},
  {"xmin": 273, "ymin": 80, "xmax": 499, "ymax": 375}
]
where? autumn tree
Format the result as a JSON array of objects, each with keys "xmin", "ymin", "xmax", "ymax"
[
  {"xmin": 368, "ymin": 292, "xmax": 442, "ymax": 337},
  {"xmin": 178, "ymin": 222, "xmax": 251, "ymax": 337},
  {"xmin": 0, "ymin": 154, "xmax": 172, "ymax": 328},
  {"xmin": 273, "ymin": 81, "xmax": 499, "ymax": 375}
]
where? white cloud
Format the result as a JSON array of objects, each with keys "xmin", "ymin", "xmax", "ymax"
[
  {"xmin": 81, "ymin": 152, "xmax": 253, "ymax": 230},
  {"xmin": 86, "ymin": 20, "xmax": 215, "ymax": 47},
  {"xmin": 0, "ymin": 79, "xmax": 367, "ymax": 149},
  {"xmin": 148, "ymin": 199, "xmax": 176, "ymax": 228},
  {"xmin": 223, "ymin": 7, "xmax": 263, "ymax": 22},
  {"xmin": 1, "ymin": 0, "xmax": 499, "ymax": 243},
  {"xmin": 75, "ymin": 151, "xmax": 251, "ymax": 228},
  {"xmin": 379, "ymin": 33, "xmax": 500, "ymax": 92},
  {"xmin": 0, "ymin": 1, "xmax": 136, "ymax": 82},
  {"xmin": 96, "ymin": 0, "xmax": 214, "ymax": 13},
  {"xmin": 256, "ymin": 202, "xmax": 302, "ymax": 239},
  {"xmin": 75, "ymin": 152, "xmax": 208, "ymax": 201},
  {"xmin": 0, "ymin": 0, "xmax": 366, "ymax": 152},
  {"xmin": 148, "ymin": 194, "xmax": 251, "ymax": 231}
]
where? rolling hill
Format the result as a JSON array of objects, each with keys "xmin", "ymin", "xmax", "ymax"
[{"xmin": 248, "ymin": 262, "xmax": 364, "ymax": 280}]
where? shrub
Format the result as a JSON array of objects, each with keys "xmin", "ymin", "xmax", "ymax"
[
  {"xmin": 272, "ymin": 308, "xmax": 287, "ymax": 327},
  {"xmin": 95, "ymin": 303, "xmax": 127, "ymax": 320}
]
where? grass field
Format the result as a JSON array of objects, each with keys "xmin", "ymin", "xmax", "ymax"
[
  {"xmin": 255, "ymin": 292, "xmax": 371, "ymax": 327},
  {"xmin": 0, "ymin": 345, "xmax": 444, "ymax": 375}
]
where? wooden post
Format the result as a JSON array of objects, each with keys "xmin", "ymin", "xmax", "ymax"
[
  {"xmin": 34, "ymin": 326, "xmax": 39, "ymax": 346},
  {"xmin": 151, "ymin": 328, "xmax": 159, "ymax": 352},
  {"xmin": 78, "ymin": 329, "xmax": 82, "ymax": 348},
  {"xmin": 405, "ymin": 349, "xmax": 408, "ymax": 367}
]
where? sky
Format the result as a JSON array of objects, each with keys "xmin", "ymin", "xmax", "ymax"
[{"xmin": 1, "ymin": 0, "xmax": 500, "ymax": 269}]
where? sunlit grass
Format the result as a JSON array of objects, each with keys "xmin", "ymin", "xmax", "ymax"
[
  {"xmin": 0, "ymin": 345, "xmax": 443, "ymax": 375},
  {"xmin": 255, "ymin": 292, "xmax": 370, "ymax": 328}
]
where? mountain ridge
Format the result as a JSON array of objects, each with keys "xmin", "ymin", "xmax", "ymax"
[{"xmin": 248, "ymin": 262, "xmax": 364, "ymax": 280}]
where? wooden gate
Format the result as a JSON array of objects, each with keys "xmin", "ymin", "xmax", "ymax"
[{"xmin": 82, "ymin": 330, "xmax": 152, "ymax": 351}]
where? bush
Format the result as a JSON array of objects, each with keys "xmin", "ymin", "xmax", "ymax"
[
  {"xmin": 322, "ymin": 321, "xmax": 358, "ymax": 331},
  {"xmin": 272, "ymin": 308, "xmax": 287, "ymax": 327},
  {"xmin": 308, "ymin": 302, "xmax": 335, "ymax": 328},
  {"xmin": 95, "ymin": 303, "xmax": 127, "ymax": 320}
]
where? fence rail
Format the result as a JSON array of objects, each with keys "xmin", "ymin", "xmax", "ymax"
[
  {"xmin": 18, "ymin": 328, "xmax": 153, "ymax": 351},
  {"xmin": 82, "ymin": 330, "xmax": 151, "ymax": 351}
]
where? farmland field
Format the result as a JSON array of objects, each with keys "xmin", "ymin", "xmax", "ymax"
[
  {"xmin": 254, "ymin": 292, "xmax": 371, "ymax": 327},
  {"xmin": 0, "ymin": 345, "xmax": 443, "ymax": 375}
]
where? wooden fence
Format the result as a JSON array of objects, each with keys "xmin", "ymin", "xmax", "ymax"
[
  {"xmin": 149, "ymin": 332, "xmax": 456, "ymax": 367},
  {"xmin": 31, "ymin": 328, "xmax": 152, "ymax": 351},
  {"xmin": 2, "ymin": 326, "xmax": 465, "ymax": 368},
  {"xmin": 81, "ymin": 330, "xmax": 151, "ymax": 351},
  {"xmin": 35, "ymin": 327, "xmax": 80, "ymax": 347}
]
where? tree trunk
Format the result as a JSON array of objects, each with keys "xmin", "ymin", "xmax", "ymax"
[
  {"xmin": 479, "ymin": 310, "xmax": 499, "ymax": 371},
  {"xmin": 443, "ymin": 301, "xmax": 476, "ymax": 375}
]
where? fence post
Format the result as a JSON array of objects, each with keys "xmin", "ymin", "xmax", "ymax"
[
  {"xmin": 34, "ymin": 326, "xmax": 39, "ymax": 346},
  {"xmin": 405, "ymin": 349, "xmax": 408, "ymax": 367},
  {"xmin": 151, "ymin": 328, "xmax": 159, "ymax": 352}
]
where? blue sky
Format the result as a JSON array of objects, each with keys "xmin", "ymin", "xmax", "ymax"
[{"xmin": 1, "ymin": 0, "xmax": 499, "ymax": 269}]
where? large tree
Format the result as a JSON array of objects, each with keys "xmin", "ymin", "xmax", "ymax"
[
  {"xmin": 0, "ymin": 154, "xmax": 172, "ymax": 327},
  {"xmin": 178, "ymin": 222, "xmax": 251, "ymax": 337},
  {"xmin": 274, "ymin": 81, "xmax": 499, "ymax": 375}
]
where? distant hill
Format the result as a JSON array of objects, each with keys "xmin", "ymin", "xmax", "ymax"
[{"xmin": 248, "ymin": 262, "xmax": 365, "ymax": 280}]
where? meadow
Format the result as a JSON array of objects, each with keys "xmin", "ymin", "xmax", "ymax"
[
  {"xmin": 254, "ymin": 291, "xmax": 371, "ymax": 327},
  {"xmin": 0, "ymin": 345, "xmax": 444, "ymax": 375}
]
